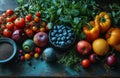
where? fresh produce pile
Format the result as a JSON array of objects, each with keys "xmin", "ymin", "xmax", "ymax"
[{"xmin": 0, "ymin": 0, "xmax": 120, "ymax": 71}]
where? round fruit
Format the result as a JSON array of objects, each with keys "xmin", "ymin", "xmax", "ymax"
[
  {"xmin": 6, "ymin": 22, "xmax": 14, "ymax": 30},
  {"xmin": 24, "ymin": 53, "xmax": 31, "ymax": 60},
  {"xmin": 33, "ymin": 32, "xmax": 48, "ymax": 47},
  {"xmin": 89, "ymin": 53, "xmax": 97, "ymax": 63},
  {"xmin": 22, "ymin": 39, "xmax": 35, "ymax": 52},
  {"xmin": 92, "ymin": 38, "xmax": 109, "ymax": 56},
  {"xmin": 81, "ymin": 59, "xmax": 90, "ymax": 68},
  {"xmin": 42, "ymin": 47, "xmax": 57, "ymax": 62},
  {"xmin": 6, "ymin": 9, "xmax": 14, "ymax": 16},
  {"xmin": 77, "ymin": 40, "xmax": 91, "ymax": 55},
  {"xmin": 34, "ymin": 53, "xmax": 40, "ymax": 59},
  {"xmin": 12, "ymin": 29, "xmax": 25, "ymax": 43},
  {"xmin": 14, "ymin": 17, "xmax": 25, "ymax": 29},
  {"xmin": 106, "ymin": 54, "xmax": 117, "ymax": 66},
  {"xmin": 3, "ymin": 28, "xmax": 12, "ymax": 37}
]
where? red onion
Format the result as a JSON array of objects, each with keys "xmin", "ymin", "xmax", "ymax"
[{"xmin": 106, "ymin": 54, "xmax": 117, "ymax": 66}]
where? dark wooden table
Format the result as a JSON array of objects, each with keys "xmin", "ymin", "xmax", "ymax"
[{"xmin": 0, "ymin": 0, "xmax": 120, "ymax": 77}]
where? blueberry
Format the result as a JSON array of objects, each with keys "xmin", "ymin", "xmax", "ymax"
[
  {"xmin": 66, "ymin": 36, "xmax": 70, "ymax": 40},
  {"xmin": 58, "ymin": 30, "xmax": 62, "ymax": 33},
  {"xmin": 61, "ymin": 36, "xmax": 66, "ymax": 41},
  {"xmin": 67, "ymin": 40, "xmax": 72, "ymax": 44},
  {"xmin": 55, "ymin": 34, "xmax": 59, "ymax": 37},
  {"xmin": 68, "ymin": 33, "xmax": 72, "ymax": 37},
  {"xmin": 67, "ymin": 30, "xmax": 72, "ymax": 33},
  {"xmin": 53, "ymin": 30, "xmax": 57, "ymax": 33},
  {"xmin": 63, "ymin": 32, "xmax": 67, "ymax": 36},
  {"xmin": 61, "ymin": 26, "xmax": 66, "ymax": 30},
  {"xmin": 61, "ymin": 41, "xmax": 65, "ymax": 46},
  {"xmin": 59, "ymin": 34, "xmax": 62, "ymax": 37},
  {"xmin": 53, "ymin": 26, "xmax": 57, "ymax": 29},
  {"xmin": 51, "ymin": 37, "xmax": 56, "ymax": 41},
  {"xmin": 66, "ymin": 26, "xmax": 71, "ymax": 30},
  {"xmin": 57, "ymin": 37, "xmax": 61, "ymax": 41},
  {"xmin": 56, "ymin": 41, "xmax": 59, "ymax": 45},
  {"xmin": 50, "ymin": 32, "xmax": 55, "ymax": 36}
]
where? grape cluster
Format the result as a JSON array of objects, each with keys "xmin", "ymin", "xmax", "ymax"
[{"xmin": 49, "ymin": 25, "xmax": 75, "ymax": 48}]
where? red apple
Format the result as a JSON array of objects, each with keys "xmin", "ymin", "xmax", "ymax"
[
  {"xmin": 33, "ymin": 32, "xmax": 48, "ymax": 47},
  {"xmin": 77, "ymin": 40, "xmax": 91, "ymax": 55}
]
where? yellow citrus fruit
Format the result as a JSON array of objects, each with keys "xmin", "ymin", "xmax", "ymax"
[{"xmin": 92, "ymin": 38, "xmax": 109, "ymax": 56}]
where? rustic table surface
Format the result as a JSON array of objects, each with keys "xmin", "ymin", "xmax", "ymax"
[{"xmin": 0, "ymin": 0, "xmax": 120, "ymax": 77}]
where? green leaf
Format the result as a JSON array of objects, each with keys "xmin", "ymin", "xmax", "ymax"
[
  {"xmin": 71, "ymin": 9, "xmax": 79, "ymax": 16},
  {"xmin": 73, "ymin": 17, "xmax": 81, "ymax": 24},
  {"xmin": 80, "ymin": 32, "xmax": 86, "ymax": 40},
  {"xmin": 57, "ymin": 8, "xmax": 62, "ymax": 15},
  {"xmin": 16, "ymin": 0, "xmax": 24, "ymax": 3}
]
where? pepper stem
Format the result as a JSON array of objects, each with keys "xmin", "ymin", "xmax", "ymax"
[
  {"xmin": 87, "ymin": 23, "xmax": 93, "ymax": 30},
  {"xmin": 100, "ymin": 17, "xmax": 106, "ymax": 22}
]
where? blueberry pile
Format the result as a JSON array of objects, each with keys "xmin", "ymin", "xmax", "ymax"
[{"xmin": 49, "ymin": 25, "xmax": 75, "ymax": 48}]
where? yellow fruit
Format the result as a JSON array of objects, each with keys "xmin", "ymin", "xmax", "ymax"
[
  {"xmin": 24, "ymin": 53, "xmax": 31, "ymax": 60},
  {"xmin": 92, "ymin": 38, "xmax": 109, "ymax": 56},
  {"xmin": 34, "ymin": 53, "xmax": 39, "ymax": 59}
]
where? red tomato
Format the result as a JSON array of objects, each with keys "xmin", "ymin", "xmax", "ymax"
[
  {"xmin": 3, "ymin": 28, "xmax": 12, "ymax": 37},
  {"xmin": 2, "ymin": 13, "xmax": 7, "ymax": 17},
  {"xmin": 12, "ymin": 14, "xmax": 17, "ymax": 20},
  {"xmin": 1, "ymin": 25, "xmax": 6, "ymax": 30},
  {"xmin": 35, "ymin": 47, "xmax": 41, "ymax": 54},
  {"xmin": 34, "ymin": 16, "xmax": 40, "ymax": 22},
  {"xmin": 81, "ymin": 59, "xmax": 90, "ymax": 68},
  {"xmin": 14, "ymin": 18, "xmax": 26, "ymax": 29},
  {"xmin": 36, "ymin": 12, "xmax": 41, "ymax": 17},
  {"xmin": 6, "ymin": 22, "xmax": 14, "ymax": 30},
  {"xmin": 6, "ymin": 17, "xmax": 13, "ymax": 22},
  {"xmin": 32, "ymin": 26, "xmax": 38, "ymax": 32},
  {"xmin": 25, "ymin": 29, "xmax": 34, "ymax": 38},
  {"xmin": 29, "ymin": 21, "xmax": 36, "ymax": 26},
  {"xmin": 6, "ymin": 9, "xmax": 14, "ymax": 16},
  {"xmin": 25, "ymin": 14, "xmax": 32, "ymax": 21}
]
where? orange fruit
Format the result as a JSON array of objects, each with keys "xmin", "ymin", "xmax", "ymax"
[
  {"xmin": 34, "ymin": 53, "xmax": 40, "ymax": 59},
  {"xmin": 92, "ymin": 38, "xmax": 109, "ymax": 56},
  {"xmin": 24, "ymin": 53, "xmax": 31, "ymax": 60}
]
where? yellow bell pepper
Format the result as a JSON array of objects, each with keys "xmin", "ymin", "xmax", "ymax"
[{"xmin": 95, "ymin": 12, "xmax": 111, "ymax": 33}]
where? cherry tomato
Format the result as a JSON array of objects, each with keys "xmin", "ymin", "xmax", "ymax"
[
  {"xmin": 6, "ymin": 22, "xmax": 14, "ymax": 30},
  {"xmin": 29, "ymin": 21, "xmax": 36, "ymax": 26},
  {"xmin": 81, "ymin": 59, "xmax": 90, "ymax": 68},
  {"xmin": 36, "ymin": 12, "xmax": 41, "ymax": 17},
  {"xmin": 24, "ymin": 53, "xmax": 31, "ymax": 60},
  {"xmin": 12, "ymin": 14, "xmax": 17, "ymax": 20},
  {"xmin": 14, "ymin": 17, "xmax": 26, "ymax": 29},
  {"xmin": 3, "ymin": 28, "xmax": 12, "ymax": 37},
  {"xmin": 34, "ymin": 16, "xmax": 40, "ymax": 22},
  {"xmin": 6, "ymin": 17, "xmax": 13, "ymax": 22},
  {"xmin": 35, "ymin": 47, "xmax": 41, "ymax": 54},
  {"xmin": 1, "ymin": 25, "xmax": 6, "ymax": 30},
  {"xmin": 25, "ymin": 14, "xmax": 32, "ymax": 21},
  {"xmin": 25, "ymin": 29, "xmax": 34, "ymax": 38},
  {"xmin": 6, "ymin": 9, "xmax": 14, "ymax": 16},
  {"xmin": 41, "ymin": 21, "xmax": 46, "ymax": 27},
  {"xmin": 32, "ymin": 26, "xmax": 38, "ymax": 32},
  {"xmin": 40, "ymin": 27, "xmax": 46, "ymax": 32},
  {"xmin": 34, "ymin": 53, "xmax": 40, "ymax": 59},
  {"xmin": 2, "ymin": 12, "xmax": 7, "ymax": 17}
]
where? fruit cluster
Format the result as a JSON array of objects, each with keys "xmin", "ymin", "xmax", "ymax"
[{"xmin": 49, "ymin": 25, "xmax": 75, "ymax": 49}]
